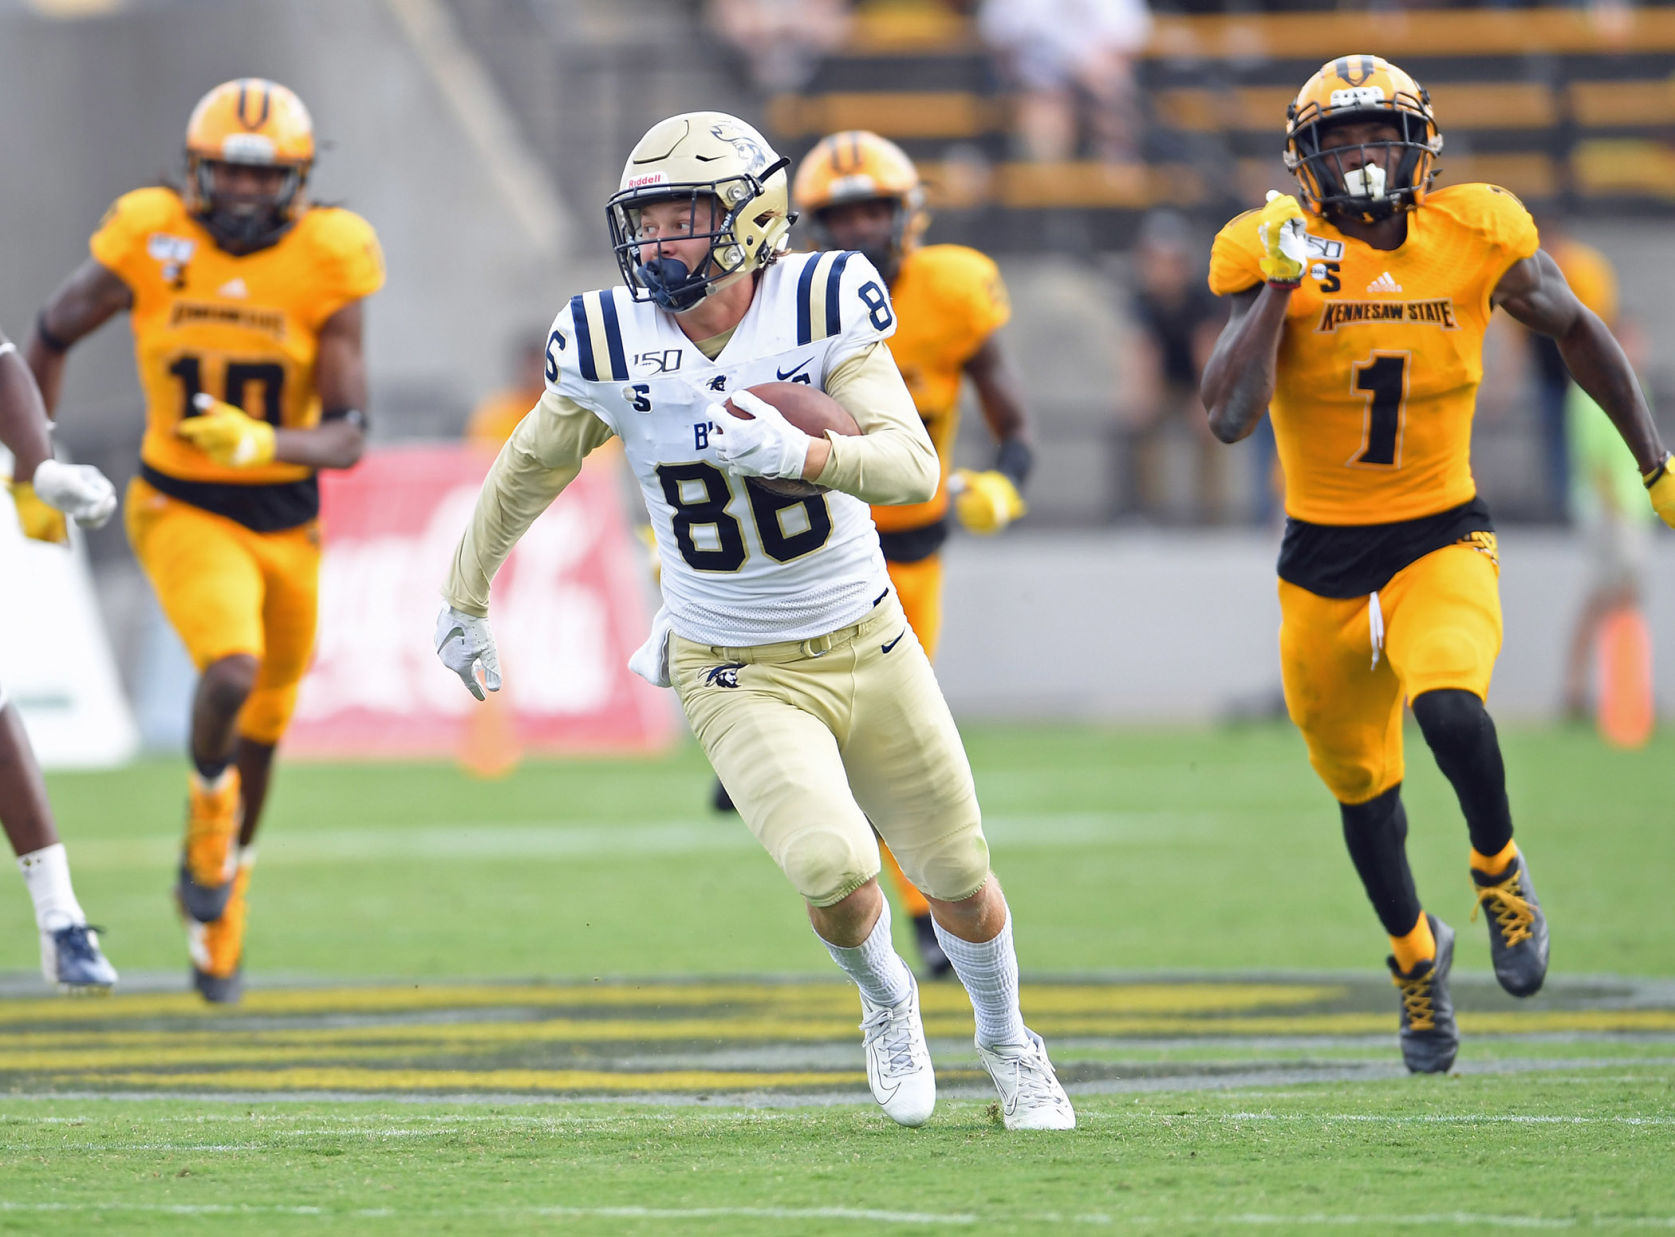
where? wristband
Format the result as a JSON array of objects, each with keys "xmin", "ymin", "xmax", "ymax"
[
  {"xmin": 994, "ymin": 438, "xmax": 1035, "ymax": 488},
  {"xmin": 34, "ymin": 310, "xmax": 70, "ymax": 354},
  {"xmin": 323, "ymin": 407, "xmax": 367, "ymax": 430},
  {"xmin": 1644, "ymin": 451, "xmax": 1672, "ymax": 489}
]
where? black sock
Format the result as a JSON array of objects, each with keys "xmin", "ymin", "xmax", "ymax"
[
  {"xmin": 1411, "ymin": 688, "xmax": 1515, "ymax": 857},
  {"xmin": 193, "ymin": 756, "xmax": 230, "ymax": 781},
  {"xmin": 1340, "ymin": 785, "xmax": 1423, "ymax": 937}
]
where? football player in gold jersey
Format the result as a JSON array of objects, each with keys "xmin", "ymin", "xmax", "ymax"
[
  {"xmin": 1203, "ymin": 55, "xmax": 1675, "ymax": 1072},
  {"xmin": 25, "ymin": 78, "xmax": 385, "ymax": 1002},
  {"xmin": 791, "ymin": 131, "xmax": 1035, "ymax": 977}
]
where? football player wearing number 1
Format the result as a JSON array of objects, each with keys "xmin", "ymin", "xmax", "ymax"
[
  {"xmin": 438, "ymin": 112, "xmax": 1073, "ymax": 1130},
  {"xmin": 1203, "ymin": 56, "xmax": 1674, "ymax": 1072},
  {"xmin": 26, "ymin": 78, "xmax": 384, "ymax": 1002}
]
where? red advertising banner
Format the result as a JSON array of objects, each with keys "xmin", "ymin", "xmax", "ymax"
[{"xmin": 288, "ymin": 444, "xmax": 677, "ymax": 758}]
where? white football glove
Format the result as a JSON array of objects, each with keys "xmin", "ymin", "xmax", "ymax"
[
  {"xmin": 31, "ymin": 459, "xmax": 117, "ymax": 530},
  {"xmin": 434, "ymin": 604, "xmax": 502, "ymax": 701},
  {"xmin": 710, "ymin": 390, "xmax": 810, "ymax": 481}
]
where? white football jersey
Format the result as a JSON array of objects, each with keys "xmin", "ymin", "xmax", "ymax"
[{"xmin": 547, "ymin": 250, "xmax": 898, "ymax": 646}]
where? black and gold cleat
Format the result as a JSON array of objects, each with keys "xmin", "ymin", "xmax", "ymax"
[
  {"xmin": 1471, "ymin": 852, "xmax": 1549, "ymax": 997},
  {"xmin": 1387, "ymin": 913, "xmax": 1458, "ymax": 1074}
]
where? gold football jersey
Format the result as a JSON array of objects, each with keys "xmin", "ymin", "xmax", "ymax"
[
  {"xmin": 1210, "ymin": 183, "xmax": 1538, "ymax": 526},
  {"xmin": 90, "ymin": 187, "xmax": 384, "ymax": 488},
  {"xmin": 871, "ymin": 243, "xmax": 1010, "ymax": 534}
]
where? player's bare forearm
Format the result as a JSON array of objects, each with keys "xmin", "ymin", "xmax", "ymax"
[
  {"xmin": 1496, "ymin": 251, "xmax": 1666, "ymax": 472},
  {"xmin": 25, "ymin": 259, "xmax": 131, "ymax": 416},
  {"xmin": 1201, "ymin": 286, "xmax": 1287, "ymax": 443},
  {"xmin": 0, "ymin": 331, "xmax": 54, "ymax": 480},
  {"xmin": 966, "ymin": 335, "xmax": 1033, "ymax": 445},
  {"xmin": 273, "ymin": 417, "xmax": 365, "ymax": 470},
  {"xmin": 299, "ymin": 299, "xmax": 370, "ymax": 470}
]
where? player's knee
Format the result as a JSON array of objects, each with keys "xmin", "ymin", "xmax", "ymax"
[
  {"xmin": 238, "ymin": 684, "xmax": 300, "ymax": 747},
  {"xmin": 904, "ymin": 828, "xmax": 991, "ymax": 904},
  {"xmin": 787, "ymin": 831, "xmax": 880, "ymax": 909},
  {"xmin": 1411, "ymin": 688, "xmax": 1491, "ymax": 763},
  {"xmin": 199, "ymin": 655, "xmax": 259, "ymax": 719},
  {"xmin": 1309, "ymin": 748, "xmax": 1388, "ymax": 806}
]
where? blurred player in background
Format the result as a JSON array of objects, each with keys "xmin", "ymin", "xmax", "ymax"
[
  {"xmin": 1202, "ymin": 55, "xmax": 1675, "ymax": 1072},
  {"xmin": 26, "ymin": 78, "xmax": 384, "ymax": 1002},
  {"xmin": 437, "ymin": 112, "xmax": 1073, "ymax": 1130},
  {"xmin": 789, "ymin": 130, "xmax": 1034, "ymax": 978},
  {"xmin": 0, "ymin": 325, "xmax": 119, "ymax": 992}
]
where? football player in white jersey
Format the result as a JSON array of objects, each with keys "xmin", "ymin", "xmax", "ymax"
[
  {"xmin": 0, "ymin": 325, "xmax": 119, "ymax": 991},
  {"xmin": 436, "ymin": 112, "xmax": 1074, "ymax": 1131}
]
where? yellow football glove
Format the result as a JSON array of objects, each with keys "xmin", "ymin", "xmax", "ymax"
[
  {"xmin": 1257, "ymin": 190, "xmax": 1308, "ymax": 287},
  {"xmin": 6, "ymin": 480, "xmax": 68, "ymax": 544},
  {"xmin": 1645, "ymin": 452, "xmax": 1675, "ymax": 529},
  {"xmin": 951, "ymin": 468, "xmax": 1026, "ymax": 535},
  {"xmin": 177, "ymin": 394, "xmax": 276, "ymax": 468}
]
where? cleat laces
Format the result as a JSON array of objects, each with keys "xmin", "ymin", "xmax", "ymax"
[
  {"xmin": 1471, "ymin": 872, "xmax": 1535, "ymax": 947},
  {"xmin": 1391, "ymin": 963, "xmax": 1437, "ymax": 1031},
  {"xmin": 55, "ymin": 924, "xmax": 106, "ymax": 966},
  {"xmin": 992, "ymin": 1042, "xmax": 1066, "ymax": 1110},
  {"xmin": 861, "ymin": 1003, "xmax": 925, "ymax": 1079}
]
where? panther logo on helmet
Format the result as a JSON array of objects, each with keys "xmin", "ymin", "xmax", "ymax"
[
  {"xmin": 607, "ymin": 112, "xmax": 794, "ymax": 314},
  {"xmin": 1283, "ymin": 55, "xmax": 1444, "ymax": 224}
]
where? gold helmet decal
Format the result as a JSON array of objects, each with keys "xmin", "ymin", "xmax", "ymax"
[
  {"xmin": 1284, "ymin": 55, "xmax": 1442, "ymax": 222},
  {"xmin": 182, "ymin": 78, "xmax": 315, "ymax": 249},
  {"xmin": 606, "ymin": 112, "xmax": 794, "ymax": 313}
]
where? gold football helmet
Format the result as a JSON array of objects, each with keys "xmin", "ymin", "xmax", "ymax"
[
  {"xmin": 607, "ymin": 112, "xmax": 794, "ymax": 312},
  {"xmin": 792, "ymin": 130, "xmax": 928, "ymax": 276},
  {"xmin": 1284, "ymin": 55, "xmax": 1442, "ymax": 222},
  {"xmin": 183, "ymin": 78, "xmax": 315, "ymax": 249}
]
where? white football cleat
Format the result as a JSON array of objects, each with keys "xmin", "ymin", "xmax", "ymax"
[
  {"xmin": 859, "ymin": 978, "xmax": 936, "ymax": 1127},
  {"xmin": 977, "ymin": 1029, "xmax": 1075, "ymax": 1130}
]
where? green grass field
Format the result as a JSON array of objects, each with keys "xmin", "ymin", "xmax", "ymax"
[{"xmin": 2, "ymin": 722, "xmax": 1673, "ymax": 1233}]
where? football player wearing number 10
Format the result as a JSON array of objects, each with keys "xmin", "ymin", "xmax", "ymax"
[
  {"xmin": 437, "ymin": 112, "xmax": 1074, "ymax": 1130},
  {"xmin": 1203, "ymin": 55, "xmax": 1675, "ymax": 1073},
  {"xmin": 27, "ymin": 78, "xmax": 384, "ymax": 1003}
]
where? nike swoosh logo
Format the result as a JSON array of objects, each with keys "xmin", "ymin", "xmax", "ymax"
[
  {"xmin": 776, "ymin": 357, "xmax": 812, "ymax": 381},
  {"xmin": 881, "ymin": 630, "xmax": 905, "ymax": 655}
]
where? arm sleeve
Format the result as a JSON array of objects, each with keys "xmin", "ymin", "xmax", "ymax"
[
  {"xmin": 815, "ymin": 340, "xmax": 938, "ymax": 505},
  {"xmin": 443, "ymin": 388, "xmax": 615, "ymax": 615}
]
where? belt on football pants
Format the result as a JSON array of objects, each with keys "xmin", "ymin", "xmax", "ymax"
[{"xmin": 701, "ymin": 589, "xmax": 894, "ymax": 663}]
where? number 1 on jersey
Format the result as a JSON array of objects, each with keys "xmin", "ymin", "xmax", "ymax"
[{"xmin": 1351, "ymin": 351, "xmax": 1409, "ymax": 467}]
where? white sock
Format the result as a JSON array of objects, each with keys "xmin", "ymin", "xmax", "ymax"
[
  {"xmin": 818, "ymin": 897, "xmax": 914, "ymax": 1009},
  {"xmin": 933, "ymin": 910, "xmax": 1029, "ymax": 1048},
  {"xmin": 17, "ymin": 843, "xmax": 86, "ymax": 933}
]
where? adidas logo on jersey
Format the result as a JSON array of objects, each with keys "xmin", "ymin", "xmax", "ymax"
[
  {"xmin": 217, "ymin": 278, "xmax": 249, "ymax": 298},
  {"xmin": 1366, "ymin": 271, "xmax": 1403, "ymax": 294}
]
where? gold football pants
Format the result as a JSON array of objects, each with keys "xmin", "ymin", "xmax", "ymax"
[
  {"xmin": 672, "ymin": 592, "xmax": 990, "ymax": 908},
  {"xmin": 1279, "ymin": 541, "xmax": 1502, "ymax": 805},
  {"xmin": 126, "ymin": 476, "xmax": 320, "ymax": 745}
]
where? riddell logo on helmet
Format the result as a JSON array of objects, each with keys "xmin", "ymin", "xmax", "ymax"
[{"xmin": 628, "ymin": 173, "xmax": 668, "ymax": 189}]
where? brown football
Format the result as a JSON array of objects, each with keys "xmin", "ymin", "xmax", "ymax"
[{"xmin": 723, "ymin": 381, "xmax": 859, "ymax": 498}]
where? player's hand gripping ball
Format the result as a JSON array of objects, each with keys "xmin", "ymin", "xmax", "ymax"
[{"xmin": 715, "ymin": 382, "xmax": 859, "ymax": 498}]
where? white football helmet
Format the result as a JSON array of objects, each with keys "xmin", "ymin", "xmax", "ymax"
[{"xmin": 607, "ymin": 112, "xmax": 795, "ymax": 312}]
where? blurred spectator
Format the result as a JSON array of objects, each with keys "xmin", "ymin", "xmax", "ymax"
[
  {"xmin": 1527, "ymin": 219, "xmax": 1620, "ymax": 522},
  {"xmin": 1114, "ymin": 210, "xmax": 1228, "ymax": 523},
  {"xmin": 1561, "ymin": 324, "xmax": 1655, "ymax": 742},
  {"xmin": 977, "ymin": 0, "xmax": 1151, "ymax": 164},
  {"xmin": 466, "ymin": 333, "xmax": 548, "ymax": 449},
  {"xmin": 705, "ymin": 0, "xmax": 851, "ymax": 93}
]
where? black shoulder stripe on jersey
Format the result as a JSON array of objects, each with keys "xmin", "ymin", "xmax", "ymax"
[
  {"xmin": 795, "ymin": 255, "xmax": 820, "ymax": 346},
  {"xmin": 824, "ymin": 251, "xmax": 853, "ymax": 340},
  {"xmin": 598, "ymin": 290, "xmax": 629, "ymax": 382},
  {"xmin": 570, "ymin": 294, "xmax": 597, "ymax": 382}
]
